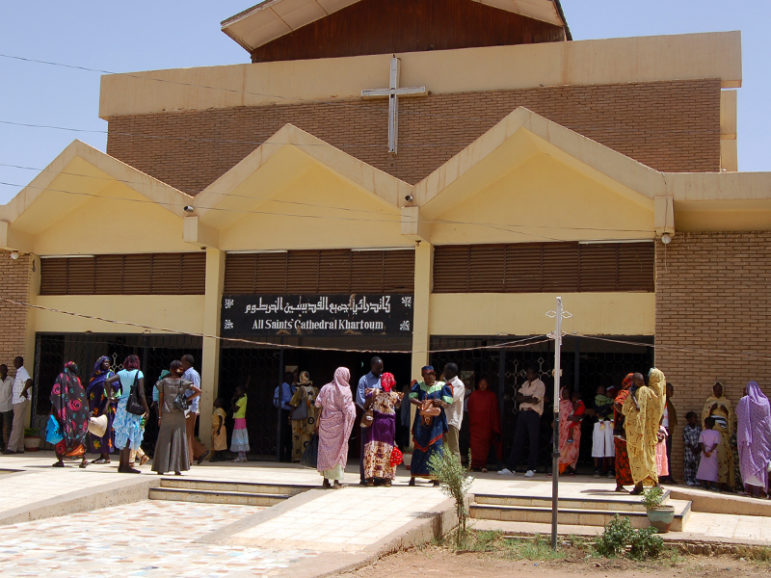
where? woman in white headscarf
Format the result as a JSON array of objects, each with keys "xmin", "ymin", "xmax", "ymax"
[{"xmin": 314, "ymin": 367, "xmax": 356, "ymax": 489}]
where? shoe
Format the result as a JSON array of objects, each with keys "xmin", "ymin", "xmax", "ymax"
[
  {"xmin": 196, "ymin": 450, "xmax": 209, "ymax": 465},
  {"xmin": 497, "ymin": 468, "xmax": 514, "ymax": 476},
  {"xmin": 524, "ymin": 470, "xmax": 535, "ymax": 478},
  {"xmin": 686, "ymin": 481, "xmax": 695, "ymax": 487}
]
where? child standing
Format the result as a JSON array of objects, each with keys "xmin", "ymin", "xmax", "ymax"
[
  {"xmin": 230, "ymin": 387, "xmax": 250, "ymax": 462},
  {"xmin": 655, "ymin": 424, "xmax": 669, "ymax": 479},
  {"xmin": 211, "ymin": 397, "xmax": 228, "ymax": 461},
  {"xmin": 682, "ymin": 411, "xmax": 701, "ymax": 486},
  {"xmin": 592, "ymin": 385, "xmax": 615, "ymax": 478},
  {"xmin": 696, "ymin": 416, "xmax": 720, "ymax": 490}
]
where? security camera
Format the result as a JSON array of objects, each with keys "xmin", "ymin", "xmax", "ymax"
[
  {"xmin": 660, "ymin": 233, "xmax": 672, "ymax": 245},
  {"xmin": 404, "ymin": 194, "xmax": 414, "ymax": 203},
  {"xmin": 183, "ymin": 205, "xmax": 195, "ymax": 213}
]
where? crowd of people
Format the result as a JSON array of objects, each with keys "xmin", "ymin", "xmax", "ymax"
[{"xmin": 0, "ymin": 353, "xmax": 769, "ymax": 498}]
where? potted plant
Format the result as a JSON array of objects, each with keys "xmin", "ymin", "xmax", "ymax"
[
  {"xmin": 24, "ymin": 427, "xmax": 42, "ymax": 452},
  {"xmin": 641, "ymin": 486, "xmax": 674, "ymax": 533}
]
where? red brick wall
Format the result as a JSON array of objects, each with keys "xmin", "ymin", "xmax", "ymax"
[
  {"xmin": 655, "ymin": 232, "xmax": 771, "ymax": 481},
  {"xmin": 0, "ymin": 251, "xmax": 32, "ymax": 378},
  {"xmin": 106, "ymin": 79, "xmax": 721, "ymax": 194}
]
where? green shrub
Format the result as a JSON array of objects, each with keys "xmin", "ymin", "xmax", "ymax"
[
  {"xmin": 428, "ymin": 447, "xmax": 474, "ymax": 547},
  {"xmin": 594, "ymin": 515, "xmax": 664, "ymax": 560},
  {"xmin": 641, "ymin": 486, "xmax": 666, "ymax": 510}
]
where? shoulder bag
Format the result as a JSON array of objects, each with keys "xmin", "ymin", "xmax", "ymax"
[
  {"xmin": 172, "ymin": 379, "xmax": 190, "ymax": 412},
  {"xmin": 126, "ymin": 370, "xmax": 145, "ymax": 415}
]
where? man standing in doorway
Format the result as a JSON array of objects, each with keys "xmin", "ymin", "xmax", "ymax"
[
  {"xmin": 0, "ymin": 364, "xmax": 13, "ymax": 450},
  {"xmin": 443, "ymin": 363, "xmax": 465, "ymax": 464},
  {"xmin": 499, "ymin": 365, "xmax": 545, "ymax": 478},
  {"xmin": 356, "ymin": 356, "xmax": 383, "ymax": 485},
  {"xmin": 181, "ymin": 354, "xmax": 208, "ymax": 465},
  {"xmin": 5, "ymin": 357, "xmax": 32, "ymax": 454},
  {"xmin": 274, "ymin": 372, "xmax": 296, "ymax": 462}
]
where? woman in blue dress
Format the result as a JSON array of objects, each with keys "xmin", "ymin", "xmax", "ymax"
[
  {"xmin": 408, "ymin": 365, "xmax": 453, "ymax": 486},
  {"xmin": 105, "ymin": 354, "xmax": 149, "ymax": 474}
]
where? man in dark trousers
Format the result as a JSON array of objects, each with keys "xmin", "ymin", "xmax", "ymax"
[
  {"xmin": 356, "ymin": 356, "xmax": 383, "ymax": 485},
  {"xmin": 274, "ymin": 372, "xmax": 296, "ymax": 462},
  {"xmin": 498, "ymin": 365, "xmax": 545, "ymax": 478}
]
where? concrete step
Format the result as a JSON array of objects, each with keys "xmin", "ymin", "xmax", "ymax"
[
  {"xmin": 148, "ymin": 486, "xmax": 289, "ymax": 506},
  {"xmin": 473, "ymin": 491, "xmax": 671, "ymax": 513},
  {"xmin": 470, "ymin": 498, "xmax": 692, "ymax": 531},
  {"xmin": 158, "ymin": 477, "xmax": 314, "ymax": 496}
]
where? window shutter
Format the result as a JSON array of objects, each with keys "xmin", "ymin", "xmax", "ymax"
[{"xmin": 40, "ymin": 258, "xmax": 68, "ymax": 295}]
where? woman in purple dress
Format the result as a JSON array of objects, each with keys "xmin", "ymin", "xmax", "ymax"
[
  {"xmin": 86, "ymin": 356, "xmax": 116, "ymax": 463},
  {"xmin": 362, "ymin": 372, "xmax": 403, "ymax": 486}
]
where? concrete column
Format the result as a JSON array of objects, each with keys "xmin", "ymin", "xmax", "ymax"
[
  {"xmin": 199, "ymin": 247, "xmax": 225, "ymax": 446},
  {"xmin": 409, "ymin": 241, "xmax": 432, "ymax": 449}
]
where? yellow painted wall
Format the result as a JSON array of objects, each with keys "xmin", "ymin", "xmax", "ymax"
[
  {"xmin": 32, "ymin": 295, "xmax": 205, "ymax": 335},
  {"xmin": 429, "ymin": 293, "xmax": 655, "ymax": 336},
  {"xmin": 218, "ymin": 166, "xmax": 408, "ymax": 250},
  {"xmin": 99, "ymin": 32, "xmax": 741, "ymax": 117},
  {"xmin": 429, "ymin": 154, "xmax": 655, "ymax": 245}
]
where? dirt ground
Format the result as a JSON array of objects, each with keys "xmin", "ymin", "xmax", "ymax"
[{"xmin": 345, "ymin": 544, "xmax": 771, "ymax": 577}]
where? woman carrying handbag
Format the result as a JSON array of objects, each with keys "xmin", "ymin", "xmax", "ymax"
[{"xmin": 106, "ymin": 354, "xmax": 149, "ymax": 474}]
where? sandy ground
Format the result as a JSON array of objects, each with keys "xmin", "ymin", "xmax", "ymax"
[{"xmin": 345, "ymin": 545, "xmax": 771, "ymax": 577}]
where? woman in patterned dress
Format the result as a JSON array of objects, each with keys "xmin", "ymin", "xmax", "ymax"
[
  {"xmin": 362, "ymin": 372, "xmax": 403, "ymax": 486},
  {"xmin": 289, "ymin": 371, "xmax": 319, "ymax": 462},
  {"xmin": 86, "ymin": 356, "xmax": 116, "ymax": 464}
]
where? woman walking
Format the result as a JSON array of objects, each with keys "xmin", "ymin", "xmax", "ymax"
[
  {"xmin": 362, "ymin": 372, "xmax": 403, "ymax": 486},
  {"xmin": 50, "ymin": 362, "xmax": 89, "ymax": 468},
  {"xmin": 314, "ymin": 367, "xmax": 356, "ymax": 489},
  {"xmin": 613, "ymin": 373, "xmax": 635, "ymax": 492},
  {"xmin": 557, "ymin": 387, "xmax": 584, "ymax": 475},
  {"xmin": 736, "ymin": 381, "xmax": 771, "ymax": 498},
  {"xmin": 106, "ymin": 354, "xmax": 149, "ymax": 474},
  {"xmin": 467, "ymin": 377, "xmax": 501, "ymax": 472},
  {"xmin": 86, "ymin": 356, "xmax": 116, "ymax": 464},
  {"xmin": 289, "ymin": 371, "xmax": 319, "ymax": 462},
  {"xmin": 408, "ymin": 365, "xmax": 453, "ymax": 486},
  {"xmin": 153, "ymin": 360, "xmax": 200, "ymax": 475}
]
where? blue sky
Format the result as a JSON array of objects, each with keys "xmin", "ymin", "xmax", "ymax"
[{"xmin": 0, "ymin": 0, "xmax": 768, "ymax": 205}]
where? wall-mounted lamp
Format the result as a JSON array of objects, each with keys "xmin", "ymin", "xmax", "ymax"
[
  {"xmin": 183, "ymin": 205, "xmax": 195, "ymax": 213},
  {"xmin": 660, "ymin": 233, "xmax": 672, "ymax": 245},
  {"xmin": 9, "ymin": 251, "xmax": 19, "ymax": 260}
]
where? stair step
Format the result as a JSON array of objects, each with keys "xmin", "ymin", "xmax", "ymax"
[
  {"xmin": 470, "ymin": 500, "xmax": 691, "ymax": 531},
  {"xmin": 149, "ymin": 487, "xmax": 289, "ymax": 506},
  {"xmin": 158, "ymin": 477, "xmax": 313, "ymax": 496},
  {"xmin": 473, "ymin": 492, "xmax": 670, "ymax": 512}
]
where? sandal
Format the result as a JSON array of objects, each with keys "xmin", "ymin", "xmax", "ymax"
[
  {"xmin": 323, "ymin": 479, "xmax": 331, "ymax": 489},
  {"xmin": 139, "ymin": 455, "xmax": 150, "ymax": 466},
  {"xmin": 91, "ymin": 457, "xmax": 108, "ymax": 465},
  {"xmin": 52, "ymin": 461, "xmax": 64, "ymax": 468}
]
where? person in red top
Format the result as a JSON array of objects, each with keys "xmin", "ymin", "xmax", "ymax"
[
  {"xmin": 467, "ymin": 377, "xmax": 501, "ymax": 472},
  {"xmin": 558, "ymin": 388, "xmax": 586, "ymax": 475}
]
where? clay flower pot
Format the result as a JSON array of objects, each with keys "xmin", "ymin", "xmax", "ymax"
[{"xmin": 647, "ymin": 505, "xmax": 675, "ymax": 533}]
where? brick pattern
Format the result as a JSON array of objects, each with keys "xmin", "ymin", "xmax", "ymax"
[
  {"xmin": 106, "ymin": 79, "xmax": 721, "ymax": 195},
  {"xmin": 655, "ymin": 232, "xmax": 771, "ymax": 481},
  {"xmin": 0, "ymin": 251, "xmax": 32, "ymax": 377}
]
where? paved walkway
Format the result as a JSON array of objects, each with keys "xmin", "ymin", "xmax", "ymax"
[{"xmin": 1, "ymin": 452, "xmax": 770, "ymax": 576}]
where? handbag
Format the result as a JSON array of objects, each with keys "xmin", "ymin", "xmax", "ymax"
[
  {"xmin": 88, "ymin": 414, "xmax": 108, "ymax": 438},
  {"xmin": 45, "ymin": 414, "xmax": 63, "ymax": 445},
  {"xmin": 126, "ymin": 370, "xmax": 145, "ymax": 415},
  {"xmin": 390, "ymin": 446, "xmax": 403, "ymax": 467},
  {"xmin": 173, "ymin": 384, "xmax": 189, "ymax": 412},
  {"xmin": 360, "ymin": 408, "xmax": 374, "ymax": 428},
  {"xmin": 301, "ymin": 434, "xmax": 319, "ymax": 468},
  {"xmin": 419, "ymin": 398, "xmax": 440, "ymax": 426}
]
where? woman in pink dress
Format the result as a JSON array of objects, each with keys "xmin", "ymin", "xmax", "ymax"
[
  {"xmin": 696, "ymin": 416, "xmax": 720, "ymax": 490},
  {"xmin": 314, "ymin": 367, "xmax": 356, "ymax": 489}
]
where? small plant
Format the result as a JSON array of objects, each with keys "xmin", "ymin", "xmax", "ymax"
[
  {"xmin": 24, "ymin": 427, "xmax": 40, "ymax": 437},
  {"xmin": 594, "ymin": 515, "xmax": 664, "ymax": 560},
  {"xmin": 641, "ymin": 486, "xmax": 666, "ymax": 510},
  {"xmin": 594, "ymin": 515, "xmax": 635, "ymax": 557},
  {"xmin": 428, "ymin": 447, "xmax": 474, "ymax": 547},
  {"xmin": 628, "ymin": 526, "xmax": 664, "ymax": 560}
]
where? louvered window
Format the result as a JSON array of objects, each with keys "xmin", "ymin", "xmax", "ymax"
[
  {"xmin": 224, "ymin": 249, "xmax": 415, "ymax": 294},
  {"xmin": 433, "ymin": 242, "xmax": 653, "ymax": 293},
  {"xmin": 40, "ymin": 253, "xmax": 206, "ymax": 295}
]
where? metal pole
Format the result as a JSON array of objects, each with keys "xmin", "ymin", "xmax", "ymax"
[{"xmin": 551, "ymin": 296, "xmax": 563, "ymax": 551}]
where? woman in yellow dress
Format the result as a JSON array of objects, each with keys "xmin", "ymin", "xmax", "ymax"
[
  {"xmin": 290, "ymin": 371, "xmax": 319, "ymax": 462},
  {"xmin": 701, "ymin": 382, "xmax": 735, "ymax": 490},
  {"xmin": 622, "ymin": 369, "xmax": 666, "ymax": 495}
]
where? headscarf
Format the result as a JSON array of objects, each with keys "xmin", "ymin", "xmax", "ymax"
[
  {"xmin": 88, "ymin": 356, "xmax": 112, "ymax": 390},
  {"xmin": 330, "ymin": 367, "xmax": 351, "ymax": 390},
  {"xmin": 298, "ymin": 371, "xmax": 313, "ymax": 386},
  {"xmin": 380, "ymin": 372, "xmax": 396, "ymax": 393},
  {"xmin": 736, "ymin": 381, "xmax": 771, "ymax": 482},
  {"xmin": 421, "ymin": 365, "xmax": 434, "ymax": 373},
  {"xmin": 50, "ymin": 361, "xmax": 89, "ymax": 448},
  {"xmin": 621, "ymin": 373, "xmax": 635, "ymax": 390}
]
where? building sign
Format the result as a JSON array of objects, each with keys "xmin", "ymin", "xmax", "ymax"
[{"xmin": 221, "ymin": 294, "xmax": 413, "ymax": 337}]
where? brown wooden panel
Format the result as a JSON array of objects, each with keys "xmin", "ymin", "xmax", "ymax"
[
  {"xmin": 40, "ymin": 258, "xmax": 68, "ymax": 295},
  {"xmin": 179, "ymin": 253, "xmax": 206, "ymax": 294},
  {"xmin": 224, "ymin": 254, "xmax": 257, "ymax": 293},
  {"xmin": 468, "ymin": 245, "xmax": 506, "ymax": 292},
  {"xmin": 94, "ymin": 255, "xmax": 125, "ymax": 294},
  {"xmin": 541, "ymin": 242, "xmax": 580, "ymax": 291},
  {"xmin": 250, "ymin": 0, "xmax": 564, "ymax": 63},
  {"xmin": 65, "ymin": 258, "xmax": 96, "ymax": 295},
  {"xmin": 579, "ymin": 244, "xmax": 619, "ymax": 292},
  {"xmin": 318, "ymin": 249, "xmax": 352, "ymax": 293},
  {"xmin": 286, "ymin": 251, "xmax": 320, "ymax": 293},
  {"xmin": 255, "ymin": 253, "xmax": 288, "ymax": 293},
  {"xmin": 504, "ymin": 243, "xmax": 544, "ymax": 292},
  {"xmin": 151, "ymin": 253, "xmax": 182, "ymax": 294},
  {"xmin": 433, "ymin": 246, "xmax": 470, "ymax": 292},
  {"xmin": 382, "ymin": 250, "xmax": 415, "ymax": 293},
  {"xmin": 121, "ymin": 254, "xmax": 152, "ymax": 294},
  {"xmin": 351, "ymin": 251, "xmax": 385, "ymax": 293},
  {"xmin": 617, "ymin": 243, "xmax": 655, "ymax": 292}
]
